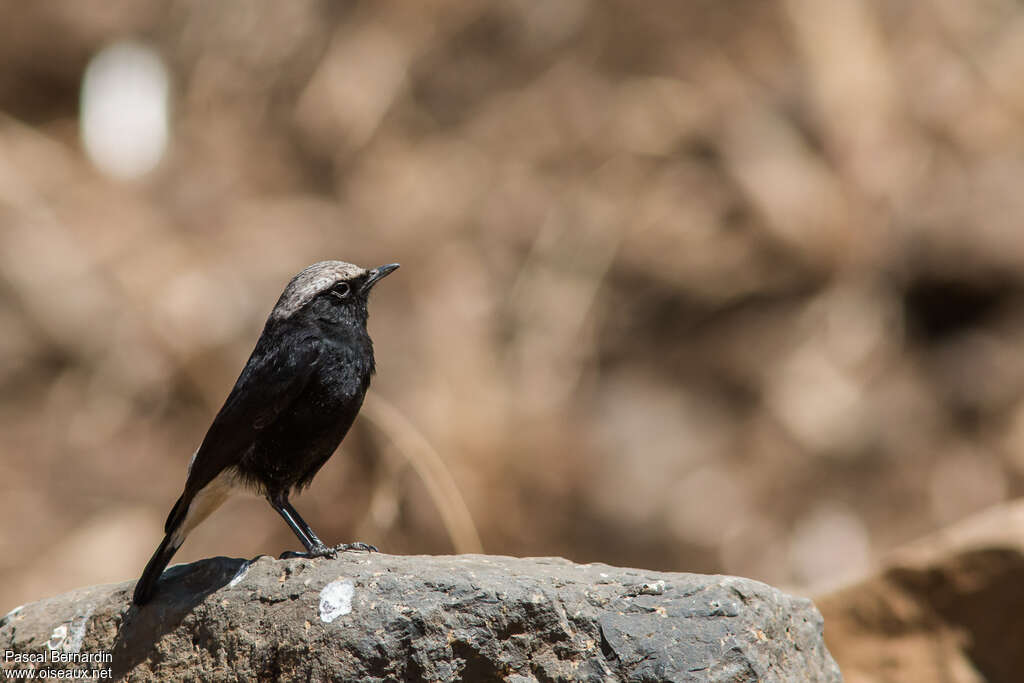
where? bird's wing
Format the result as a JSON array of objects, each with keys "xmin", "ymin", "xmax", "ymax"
[{"xmin": 180, "ymin": 331, "xmax": 323, "ymax": 502}]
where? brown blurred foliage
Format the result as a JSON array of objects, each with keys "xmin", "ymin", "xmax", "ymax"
[{"xmin": 3, "ymin": 0, "xmax": 1024, "ymax": 612}]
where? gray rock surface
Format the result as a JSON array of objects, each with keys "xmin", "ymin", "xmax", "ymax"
[{"xmin": 1, "ymin": 553, "xmax": 841, "ymax": 682}]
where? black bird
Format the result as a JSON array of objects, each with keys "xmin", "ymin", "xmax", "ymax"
[{"xmin": 132, "ymin": 260, "xmax": 399, "ymax": 606}]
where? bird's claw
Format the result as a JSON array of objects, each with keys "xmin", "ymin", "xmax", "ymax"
[
  {"xmin": 279, "ymin": 543, "xmax": 337, "ymax": 560},
  {"xmin": 279, "ymin": 542, "xmax": 376, "ymax": 560},
  {"xmin": 335, "ymin": 541, "xmax": 378, "ymax": 553}
]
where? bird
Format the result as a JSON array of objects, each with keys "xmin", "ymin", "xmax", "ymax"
[{"xmin": 132, "ymin": 260, "xmax": 399, "ymax": 606}]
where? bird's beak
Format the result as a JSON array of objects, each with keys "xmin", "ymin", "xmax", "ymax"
[{"xmin": 361, "ymin": 263, "xmax": 400, "ymax": 294}]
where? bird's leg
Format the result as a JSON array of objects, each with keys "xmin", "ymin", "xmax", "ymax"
[
  {"xmin": 268, "ymin": 493, "xmax": 379, "ymax": 558},
  {"xmin": 268, "ymin": 493, "xmax": 336, "ymax": 559}
]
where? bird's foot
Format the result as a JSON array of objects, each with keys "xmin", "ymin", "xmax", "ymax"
[
  {"xmin": 279, "ymin": 543, "xmax": 338, "ymax": 560},
  {"xmin": 334, "ymin": 541, "xmax": 378, "ymax": 553},
  {"xmin": 278, "ymin": 542, "xmax": 377, "ymax": 560}
]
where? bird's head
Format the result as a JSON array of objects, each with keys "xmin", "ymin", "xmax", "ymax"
[{"xmin": 270, "ymin": 261, "xmax": 400, "ymax": 328}]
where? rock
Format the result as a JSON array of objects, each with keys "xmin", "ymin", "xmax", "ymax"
[
  {"xmin": 1, "ymin": 554, "xmax": 841, "ymax": 682},
  {"xmin": 817, "ymin": 501, "xmax": 1024, "ymax": 683}
]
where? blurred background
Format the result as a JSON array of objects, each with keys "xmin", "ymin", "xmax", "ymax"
[{"xmin": 3, "ymin": 0, "xmax": 1024, "ymax": 613}]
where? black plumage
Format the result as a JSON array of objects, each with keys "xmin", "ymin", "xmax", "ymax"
[{"xmin": 132, "ymin": 260, "xmax": 399, "ymax": 606}]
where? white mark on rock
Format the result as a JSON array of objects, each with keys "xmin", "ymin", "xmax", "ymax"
[
  {"xmin": 319, "ymin": 579, "xmax": 355, "ymax": 623},
  {"xmin": 228, "ymin": 561, "xmax": 252, "ymax": 588},
  {"xmin": 46, "ymin": 603, "xmax": 96, "ymax": 654},
  {"xmin": 640, "ymin": 580, "xmax": 666, "ymax": 596},
  {"xmin": 2, "ymin": 605, "xmax": 23, "ymax": 622},
  {"xmin": 66, "ymin": 609, "xmax": 93, "ymax": 653},
  {"xmin": 47, "ymin": 624, "xmax": 68, "ymax": 650}
]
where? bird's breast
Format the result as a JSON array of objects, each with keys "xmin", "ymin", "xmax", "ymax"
[{"xmin": 239, "ymin": 338, "xmax": 373, "ymax": 492}]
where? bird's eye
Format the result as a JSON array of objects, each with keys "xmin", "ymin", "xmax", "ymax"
[{"xmin": 330, "ymin": 282, "xmax": 351, "ymax": 300}]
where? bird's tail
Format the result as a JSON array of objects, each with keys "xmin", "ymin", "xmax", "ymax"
[{"xmin": 132, "ymin": 532, "xmax": 182, "ymax": 606}]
